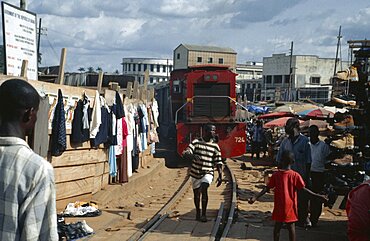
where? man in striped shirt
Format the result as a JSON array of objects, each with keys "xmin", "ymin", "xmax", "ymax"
[
  {"xmin": 0, "ymin": 79, "xmax": 58, "ymax": 240},
  {"xmin": 183, "ymin": 124, "xmax": 223, "ymax": 222}
]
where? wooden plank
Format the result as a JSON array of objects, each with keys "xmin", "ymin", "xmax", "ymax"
[
  {"xmin": 95, "ymin": 162, "xmax": 105, "ymax": 176},
  {"xmin": 104, "ymin": 89, "xmax": 115, "ymax": 106},
  {"xmin": 143, "ymin": 69, "xmax": 149, "ymax": 101},
  {"xmin": 65, "ymin": 135, "xmax": 105, "ymax": 150},
  {"xmin": 102, "ymin": 173, "xmax": 109, "ymax": 189},
  {"xmin": 132, "ymin": 80, "xmax": 139, "ymax": 99},
  {"xmin": 51, "ymin": 149, "xmax": 107, "ymax": 167},
  {"xmin": 93, "ymin": 175, "xmax": 103, "ymax": 194},
  {"xmin": 56, "ymin": 48, "xmax": 67, "ymax": 85},
  {"xmin": 103, "ymin": 161, "xmax": 109, "ymax": 174},
  {"xmin": 126, "ymin": 82, "xmax": 133, "ymax": 99},
  {"xmin": 56, "ymin": 177, "xmax": 94, "ymax": 200},
  {"xmin": 97, "ymin": 71, "xmax": 104, "ymax": 93},
  {"xmin": 148, "ymin": 87, "xmax": 154, "ymax": 101},
  {"xmin": 0, "ymin": 78, "xmax": 97, "ymax": 100},
  {"xmin": 21, "ymin": 60, "xmax": 28, "ymax": 78},
  {"xmin": 56, "ymin": 193, "xmax": 92, "ymax": 211},
  {"xmin": 54, "ymin": 164, "xmax": 95, "ymax": 183}
]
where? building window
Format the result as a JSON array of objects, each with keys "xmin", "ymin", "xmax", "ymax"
[
  {"xmin": 133, "ymin": 64, "xmax": 136, "ymax": 72},
  {"xmin": 310, "ymin": 76, "xmax": 320, "ymax": 84},
  {"xmin": 128, "ymin": 64, "xmax": 131, "ymax": 72},
  {"xmin": 247, "ymin": 83, "xmax": 250, "ymax": 89},
  {"xmin": 177, "ymin": 53, "xmax": 180, "ymax": 59},
  {"xmin": 284, "ymin": 75, "xmax": 290, "ymax": 84},
  {"xmin": 208, "ymin": 57, "xmax": 213, "ymax": 63},
  {"xmin": 144, "ymin": 64, "xmax": 147, "ymax": 71},
  {"xmin": 150, "ymin": 64, "xmax": 154, "ymax": 72},
  {"xmin": 138, "ymin": 64, "xmax": 141, "ymax": 72},
  {"xmin": 218, "ymin": 58, "xmax": 224, "ymax": 64},
  {"xmin": 258, "ymin": 84, "xmax": 261, "ymax": 88},
  {"xmin": 274, "ymin": 75, "xmax": 283, "ymax": 84},
  {"xmin": 197, "ymin": 57, "xmax": 202, "ymax": 63},
  {"xmin": 163, "ymin": 65, "xmax": 166, "ymax": 73},
  {"xmin": 252, "ymin": 84, "xmax": 256, "ymax": 89},
  {"xmin": 266, "ymin": 75, "xmax": 272, "ymax": 84},
  {"xmin": 150, "ymin": 77, "xmax": 154, "ymax": 83},
  {"xmin": 173, "ymin": 80, "xmax": 181, "ymax": 93},
  {"xmin": 157, "ymin": 64, "xmax": 160, "ymax": 72}
]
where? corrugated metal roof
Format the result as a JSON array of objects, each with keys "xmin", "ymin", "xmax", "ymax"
[{"xmin": 181, "ymin": 44, "xmax": 236, "ymax": 54}]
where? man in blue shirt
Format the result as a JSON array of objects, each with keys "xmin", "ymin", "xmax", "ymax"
[{"xmin": 276, "ymin": 117, "xmax": 312, "ymax": 228}]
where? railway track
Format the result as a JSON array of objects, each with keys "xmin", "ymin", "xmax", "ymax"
[{"xmin": 128, "ymin": 163, "xmax": 237, "ymax": 241}]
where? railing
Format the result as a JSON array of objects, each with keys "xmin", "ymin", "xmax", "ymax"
[{"xmin": 175, "ymin": 95, "xmax": 250, "ymax": 124}]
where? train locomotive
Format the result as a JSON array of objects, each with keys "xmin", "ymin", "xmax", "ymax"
[{"xmin": 170, "ymin": 64, "xmax": 247, "ymax": 158}]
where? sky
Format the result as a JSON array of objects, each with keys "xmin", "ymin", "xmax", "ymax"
[{"xmin": 2, "ymin": 0, "xmax": 370, "ymax": 73}]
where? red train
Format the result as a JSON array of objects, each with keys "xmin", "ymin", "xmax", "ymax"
[{"xmin": 170, "ymin": 65, "xmax": 246, "ymax": 158}]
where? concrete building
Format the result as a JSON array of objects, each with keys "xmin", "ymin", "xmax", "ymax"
[
  {"xmin": 121, "ymin": 58, "xmax": 173, "ymax": 85},
  {"xmin": 262, "ymin": 54, "xmax": 350, "ymax": 103},
  {"xmin": 236, "ymin": 61, "xmax": 263, "ymax": 102},
  {"xmin": 173, "ymin": 44, "xmax": 237, "ymax": 70}
]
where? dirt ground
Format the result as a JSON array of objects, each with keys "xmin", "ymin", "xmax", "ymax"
[
  {"xmin": 226, "ymin": 155, "xmax": 348, "ymax": 241},
  {"xmin": 61, "ymin": 139, "xmax": 349, "ymax": 241}
]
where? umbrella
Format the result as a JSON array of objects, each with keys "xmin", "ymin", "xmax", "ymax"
[
  {"xmin": 274, "ymin": 103, "xmax": 318, "ymax": 114},
  {"xmin": 264, "ymin": 117, "xmax": 303, "ymax": 128},
  {"xmin": 300, "ymin": 119, "xmax": 329, "ymax": 131},
  {"xmin": 298, "ymin": 108, "xmax": 334, "ymax": 118},
  {"xmin": 258, "ymin": 112, "xmax": 295, "ymax": 119}
]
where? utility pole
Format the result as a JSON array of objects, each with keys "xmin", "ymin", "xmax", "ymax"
[
  {"xmin": 288, "ymin": 41, "xmax": 294, "ymax": 102},
  {"xmin": 37, "ymin": 18, "xmax": 42, "ymax": 64},
  {"xmin": 333, "ymin": 26, "xmax": 342, "ymax": 78},
  {"xmin": 20, "ymin": 0, "xmax": 26, "ymax": 9}
]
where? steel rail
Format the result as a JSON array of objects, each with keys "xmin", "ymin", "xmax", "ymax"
[
  {"xmin": 220, "ymin": 163, "xmax": 237, "ymax": 241},
  {"xmin": 127, "ymin": 175, "xmax": 191, "ymax": 241}
]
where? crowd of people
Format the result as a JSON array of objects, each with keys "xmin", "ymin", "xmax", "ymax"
[{"xmin": 248, "ymin": 116, "xmax": 370, "ymax": 241}]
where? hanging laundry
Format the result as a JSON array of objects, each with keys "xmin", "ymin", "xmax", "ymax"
[
  {"xmin": 115, "ymin": 91, "xmax": 125, "ymax": 119},
  {"xmin": 50, "ymin": 89, "xmax": 67, "ymax": 156},
  {"xmin": 32, "ymin": 97, "xmax": 50, "ymax": 157},
  {"xmin": 92, "ymin": 97, "xmax": 110, "ymax": 147},
  {"xmin": 108, "ymin": 145, "xmax": 117, "ymax": 177},
  {"xmin": 71, "ymin": 94, "xmax": 91, "ymax": 144},
  {"xmin": 90, "ymin": 90, "xmax": 101, "ymax": 139},
  {"xmin": 151, "ymin": 99, "xmax": 160, "ymax": 128}
]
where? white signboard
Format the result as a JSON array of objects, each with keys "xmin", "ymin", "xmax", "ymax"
[{"xmin": 2, "ymin": 2, "xmax": 37, "ymax": 80}]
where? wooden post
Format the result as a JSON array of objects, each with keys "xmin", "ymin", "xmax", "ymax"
[
  {"xmin": 143, "ymin": 69, "xmax": 149, "ymax": 102},
  {"xmin": 126, "ymin": 82, "xmax": 133, "ymax": 99},
  {"xmin": 97, "ymin": 71, "xmax": 104, "ymax": 93},
  {"xmin": 20, "ymin": 60, "xmax": 28, "ymax": 78},
  {"xmin": 132, "ymin": 80, "xmax": 139, "ymax": 99},
  {"xmin": 148, "ymin": 87, "xmax": 155, "ymax": 101},
  {"xmin": 56, "ymin": 48, "xmax": 67, "ymax": 85}
]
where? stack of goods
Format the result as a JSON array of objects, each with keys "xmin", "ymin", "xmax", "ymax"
[
  {"xmin": 60, "ymin": 201, "xmax": 101, "ymax": 217},
  {"xmin": 57, "ymin": 215, "xmax": 94, "ymax": 240}
]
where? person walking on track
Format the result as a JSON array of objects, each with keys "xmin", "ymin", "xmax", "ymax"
[{"xmin": 182, "ymin": 123, "xmax": 224, "ymax": 222}]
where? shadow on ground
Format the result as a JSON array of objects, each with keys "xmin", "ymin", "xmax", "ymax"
[{"xmin": 154, "ymin": 136, "xmax": 190, "ymax": 169}]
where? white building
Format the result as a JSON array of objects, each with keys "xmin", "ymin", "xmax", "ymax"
[
  {"xmin": 262, "ymin": 54, "xmax": 350, "ymax": 103},
  {"xmin": 236, "ymin": 62, "xmax": 263, "ymax": 102},
  {"xmin": 121, "ymin": 58, "xmax": 173, "ymax": 85}
]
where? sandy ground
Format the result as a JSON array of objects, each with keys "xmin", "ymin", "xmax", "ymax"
[
  {"xmin": 226, "ymin": 154, "xmax": 349, "ymax": 241},
  {"xmin": 61, "ymin": 139, "xmax": 349, "ymax": 241}
]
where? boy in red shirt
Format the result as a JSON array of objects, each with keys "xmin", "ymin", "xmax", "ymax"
[{"xmin": 249, "ymin": 151, "xmax": 327, "ymax": 241}]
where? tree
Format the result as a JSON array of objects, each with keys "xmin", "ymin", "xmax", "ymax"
[
  {"xmin": 96, "ymin": 67, "xmax": 102, "ymax": 72},
  {"xmin": 114, "ymin": 69, "xmax": 119, "ymax": 75},
  {"xmin": 87, "ymin": 67, "xmax": 95, "ymax": 73},
  {"xmin": 78, "ymin": 67, "xmax": 85, "ymax": 72}
]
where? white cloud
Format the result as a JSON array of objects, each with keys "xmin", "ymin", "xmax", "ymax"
[{"xmin": 0, "ymin": 0, "xmax": 369, "ymax": 72}]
